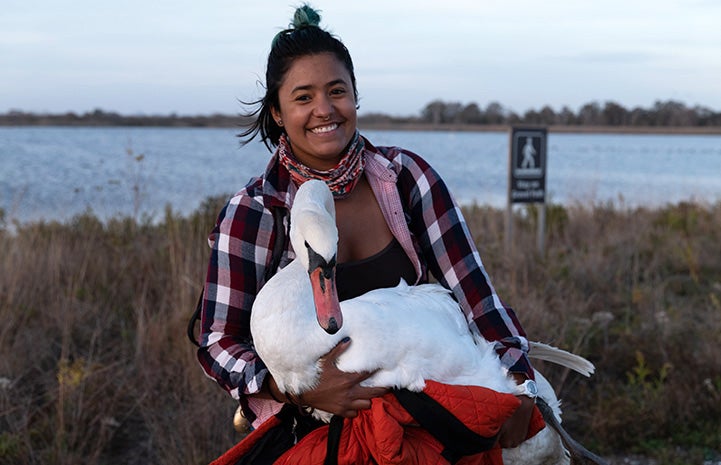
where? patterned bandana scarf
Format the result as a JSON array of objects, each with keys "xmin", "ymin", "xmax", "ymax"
[{"xmin": 277, "ymin": 131, "xmax": 366, "ymax": 199}]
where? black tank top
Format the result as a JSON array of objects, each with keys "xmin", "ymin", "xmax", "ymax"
[{"xmin": 335, "ymin": 238, "xmax": 417, "ymax": 301}]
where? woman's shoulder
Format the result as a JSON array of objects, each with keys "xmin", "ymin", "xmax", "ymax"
[
  {"xmin": 368, "ymin": 143, "xmax": 435, "ymax": 174},
  {"xmin": 364, "ymin": 140, "xmax": 448, "ymax": 203},
  {"xmin": 216, "ymin": 174, "xmax": 287, "ymax": 227},
  {"xmin": 225, "ymin": 177, "xmax": 266, "ymax": 212},
  {"xmin": 226, "ymin": 158, "xmax": 292, "ymax": 212}
]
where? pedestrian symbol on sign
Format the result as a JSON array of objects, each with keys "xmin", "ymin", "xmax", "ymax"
[
  {"xmin": 521, "ymin": 137, "xmax": 537, "ymax": 169},
  {"xmin": 515, "ymin": 135, "xmax": 543, "ymax": 177}
]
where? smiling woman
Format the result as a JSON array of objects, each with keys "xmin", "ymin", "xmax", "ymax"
[
  {"xmin": 196, "ymin": 3, "xmax": 540, "ymax": 463},
  {"xmin": 271, "ymin": 54, "xmax": 358, "ymax": 169}
]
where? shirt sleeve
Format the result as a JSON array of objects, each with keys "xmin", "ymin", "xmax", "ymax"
[
  {"xmin": 395, "ymin": 149, "xmax": 534, "ymax": 378},
  {"xmin": 196, "ymin": 189, "xmax": 277, "ymax": 399}
]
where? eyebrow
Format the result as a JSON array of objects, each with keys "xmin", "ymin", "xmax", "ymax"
[{"xmin": 290, "ymin": 79, "xmax": 348, "ymax": 94}]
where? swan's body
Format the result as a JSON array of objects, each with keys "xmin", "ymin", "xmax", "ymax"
[
  {"xmin": 250, "ymin": 180, "xmax": 606, "ymax": 465},
  {"xmin": 253, "ymin": 273, "xmax": 516, "ymax": 396}
]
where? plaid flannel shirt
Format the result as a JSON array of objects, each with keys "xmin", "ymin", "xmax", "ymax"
[{"xmin": 197, "ymin": 138, "xmax": 533, "ymax": 423}]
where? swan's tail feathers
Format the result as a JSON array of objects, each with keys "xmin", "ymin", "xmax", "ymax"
[
  {"xmin": 536, "ymin": 397, "xmax": 609, "ymax": 465},
  {"xmin": 528, "ymin": 342, "xmax": 595, "ymax": 377}
]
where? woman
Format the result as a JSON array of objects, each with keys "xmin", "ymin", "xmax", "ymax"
[{"xmin": 198, "ymin": 4, "xmax": 535, "ymax": 450}]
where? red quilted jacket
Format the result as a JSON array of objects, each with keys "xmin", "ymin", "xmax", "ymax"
[{"xmin": 212, "ymin": 381, "xmax": 545, "ymax": 465}]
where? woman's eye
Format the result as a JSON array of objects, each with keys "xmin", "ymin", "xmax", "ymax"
[
  {"xmin": 295, "ymin": 94, "xmax": 311, "ymax": 102},
  {"xmin": 330, "ymin": 88, "xmax": 346, "ymax": 95}
]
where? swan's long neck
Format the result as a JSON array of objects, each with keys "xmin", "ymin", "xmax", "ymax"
[{"xmin": 289, "ymin": 180, "xmax": 343, "ymax": 334}]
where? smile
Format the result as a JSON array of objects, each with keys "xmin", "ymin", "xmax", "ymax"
[{"xmin": 310, "ymin": 123, "xmax": 339, "ymax": 134}]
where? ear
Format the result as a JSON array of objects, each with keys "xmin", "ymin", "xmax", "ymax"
[{"xmin": 270, "ymin": 106, "xmax": 282, "ymax": 126}]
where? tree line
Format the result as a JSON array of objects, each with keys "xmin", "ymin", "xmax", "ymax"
[
  {"xmin": 366, "ymin": 99, "xmax": 721, "ymax": 127},
  {"xmin": 0, "ymin": 109, "xmax": 242, "ymax": 127},
  {"xmin": 1, "ymin": 99, "xmax": 720, "ymax": 128}
]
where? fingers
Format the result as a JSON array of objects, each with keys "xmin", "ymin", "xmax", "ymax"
[
  {"xmin": 324, "ymin": 336, "xmax": 351, "ymax": 362},
  {"xmin": 355, "ymin": 384, "xmax": 389, "ymax": 400},
  {"xmin": 312, "ymin": 336, "xmax": 389, "ymax": 418},
  {"xmin": 337, "ymin": 397, "xmax": 375, "ymax": 419},
  {"xmin": 333, "ymin": 366, "xmax": 388, "ymax": 401}
]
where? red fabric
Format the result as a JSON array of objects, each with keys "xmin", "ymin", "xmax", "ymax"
[
  {"xmin": 212, "ymin": 381, "xmax": 546, "ymax": 465},
  {"xmin": 210, "ymin": 412, "xmax": 283, "ymax": 465}
]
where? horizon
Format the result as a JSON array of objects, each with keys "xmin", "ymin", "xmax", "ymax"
[
  {"xmin": 4, "ymin": 97, "xmax": 721, "ymax": 120},
  {"xmin": 3, "ymin": 1, "xmax": 720, "ymax": 117}
]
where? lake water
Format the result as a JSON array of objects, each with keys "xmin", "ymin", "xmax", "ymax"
[{"xmin": 1, "ymin": 126, "xmax": 721, "ymax": 224}]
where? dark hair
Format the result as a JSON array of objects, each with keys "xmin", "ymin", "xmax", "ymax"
[{"xmin": 238, "ymin": 4, "xmax": 358, "ymax": 151}]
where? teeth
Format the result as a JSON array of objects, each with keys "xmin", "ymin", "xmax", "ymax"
[{"xmin": 311, "ymin": 123, "xmax": 338, "ymax": 134}]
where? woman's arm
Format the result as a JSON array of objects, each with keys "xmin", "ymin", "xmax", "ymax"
[
  {"xmin": 196, "ymin": 190, "xmax": 279, "ymax": 399},
  {"xmin": 395, "ymin": 148, "xmax": 534, "ymax": 379}
]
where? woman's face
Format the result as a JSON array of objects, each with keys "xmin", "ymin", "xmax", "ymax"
[{"xmin": 271, "ymin": 53, "xmax": 357, "ymax": 170}]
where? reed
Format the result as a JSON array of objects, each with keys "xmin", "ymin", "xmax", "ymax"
[{"xmin": 1, "ymin": 198, "xmax": 719, "ymax": 464}]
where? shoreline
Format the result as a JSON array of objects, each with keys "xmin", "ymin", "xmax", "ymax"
[{"xmin": 3, "ymin": 122, "xmax": 721, "ymax": 135}]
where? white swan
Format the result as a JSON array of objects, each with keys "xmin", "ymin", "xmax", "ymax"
[{"xmin": 250, "ymin": 179, "xmax": 606, "ymax": 465}]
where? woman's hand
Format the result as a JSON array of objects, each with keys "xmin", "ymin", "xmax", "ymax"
[{"xmin": 300, "ymin": 337, "xmax": 388, "ymax": 418}]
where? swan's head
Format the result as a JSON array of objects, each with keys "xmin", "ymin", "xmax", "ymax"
[{"xmin": 290, "ymin": 180, "xmax": 343, "ymax": 334}]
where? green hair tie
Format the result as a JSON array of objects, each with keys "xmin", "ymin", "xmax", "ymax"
[
  {"xmin": 292, "ymin": 4, "xmax": 321, "ymax": 28},
  {"xmin": 272, "ymin": 4, "xmax": 322, "ymax": 48}
]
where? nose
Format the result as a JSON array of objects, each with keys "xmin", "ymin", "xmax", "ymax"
[{"xmin": 313, "ymin": 95, "xmax": 333, "ymax": 120}]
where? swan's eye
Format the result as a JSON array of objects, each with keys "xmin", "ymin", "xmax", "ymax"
[{"xmin": 304, "ymin": 241, "xmax": 310, "ymax": 249}]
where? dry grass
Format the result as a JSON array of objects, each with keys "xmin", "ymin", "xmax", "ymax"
[
  {"xmin": 0, "ymin": 200, "xmax": 237, "ymax": 465},
  {"xmin": 1, "ymin": 198, "xmax": 720, "ymax": 464}
]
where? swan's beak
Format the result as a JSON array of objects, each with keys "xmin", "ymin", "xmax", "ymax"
[
  {"xmin": 309, "ymin": 265, "xmax": 342, "ymax": 334},
  {"xmin": 306, "ymin": 247, "xmax": 342, "ymax": 334}
]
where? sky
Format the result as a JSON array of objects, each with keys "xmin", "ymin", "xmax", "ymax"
[{"xmin": 2, "ymin": 0, "xmax": 720, "ymax": 117}]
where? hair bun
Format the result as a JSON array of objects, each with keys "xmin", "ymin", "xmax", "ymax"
[{"xmin": 292, "ymin": 4, "xmax": 321, "ymax": 29}]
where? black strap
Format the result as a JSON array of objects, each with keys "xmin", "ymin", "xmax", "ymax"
[
  {"xmin": 320, "ymin": 391, "xmax": 501, "ymax": 465},
  {"xmin": 233, "ymin": 405, "xmax": 325, "ymax": 465},
  {"xmin": 393, "ymin": 389, "xmax": 499, "ymax": 464},
  {"xmin": 186, "ymin": 207, "xmax": 288, "ymax": 347},
  {"xmin": 185, "ymin": 291, "xmax": 206, "ymax": 347},
  {"xmin": 322, "ymin": 415, "xmax": 344, "ymax": 465}
]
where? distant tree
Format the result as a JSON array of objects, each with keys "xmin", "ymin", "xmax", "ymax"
[
  {"xmin": 523, "ymin": 109, "xmax": 541, "ymax": 124},
  {"xmin": 652, "ymin": 100, "xmax": 694, "ymax": 126},
  {"xmin": 62, "ymin": 112, "xmax": 81, "ymax": 123},
  {"xmin": 557, "ymin": 106, "xmax": 577, "ymax": 125},
  {"xmin": 484, "ymin": 102, "xmax": 506, "ymax": 124},
  {"xmin": 459, "ymin": 103, "xmax": 483, "ymax": 124},
  {"xmin": 693, "ymin": 105, "xmax": 713, "ymax": 126},
  {"xmin": 692, "ymin": 105, "xmax": 721, "ymax": 126},
  {"xmin": 421, "ymin": 100, "xmax": 445, "ymax": 124},
  {"xmin": 578, "ymin": 101, "xmax": 602, "ymax": 125},
  {"xmin": 601, "ymin": 101, "xmax": 629, "ymax": 126},
  {"xmin": 538, "ymin": 105, "xmax": 557, "ymax": 125},
  {"xmin": 442, "ymin": 102, "xmax": 464, "ymax": 124},
  {"xmin": 506, "ymin": 111, "xmax": 522, "ymax": 125},
  {"xmin": 627, "ymin": 107, "xmax": 649, "ymax": 126},
  {"xmin": 358, "ymin": 112, "xmax": 395, "ymax": 125}
]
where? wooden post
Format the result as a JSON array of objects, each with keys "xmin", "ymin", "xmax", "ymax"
[{"xmin": 537, "ymin": 203, "xmax": 546, "ymax": 255}]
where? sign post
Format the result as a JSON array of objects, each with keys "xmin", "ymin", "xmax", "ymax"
[{"xmin": 506, "ymin": 127, "xmax": 548, "ymax": 254}]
